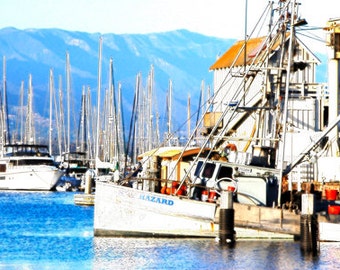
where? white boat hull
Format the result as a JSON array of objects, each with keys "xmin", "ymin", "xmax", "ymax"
[
  {"xmin": 94, "ymin": 182, "xmax": 340, "ymax": 241},
  {"xmin": 94, "ymin": 181, "xmax": 218, "ymax": 237},
  {"xmin": 0, "ymin": 165, "xmax": 63, "ymax": 191},
  {"xmin": 94, "ymin": 182, "xmax": 297, "ymax": 239}
]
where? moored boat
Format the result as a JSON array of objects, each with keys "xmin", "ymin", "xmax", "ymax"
[{"xmin": 0, "ymin": 144, "xmax": 63, "ymax": 191}]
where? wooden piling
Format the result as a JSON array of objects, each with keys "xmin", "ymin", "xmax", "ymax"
[{"xmin": 300, "ymin": 193, "xmax": 319, "ymax": 255}]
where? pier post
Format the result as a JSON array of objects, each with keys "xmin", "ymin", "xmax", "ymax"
[
  {"xmin": 219, "ymin": 190, "xmax": 235, "ymax": 246},
  {"xmin": 84, "ymin": 170, "xmax": 93, "ymax": 194},
  {"xmin": 300, "ymin": 193, "xmax": 319, "ymax": 255}
]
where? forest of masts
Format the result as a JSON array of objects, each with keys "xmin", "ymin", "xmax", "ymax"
[{"xmin": 0, "ymin": 39, "xmax": 208, "ymax": 169}]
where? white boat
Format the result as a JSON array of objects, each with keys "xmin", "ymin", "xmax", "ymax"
[
  {"xmin": 0, "ymin": 144, "xmax": 63, "ymax": 191},
  {"xmin": 94, "ymin": 0, "xmax": 340, "ymax": 241}
]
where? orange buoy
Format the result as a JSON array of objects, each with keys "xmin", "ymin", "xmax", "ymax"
[
  {"xmin": 201, "ymin": 190, "xmax": 209, "ymax": 201},
  {"xmin": 208, "ymin": 190, "xmax": 217, "ymax": 203}
]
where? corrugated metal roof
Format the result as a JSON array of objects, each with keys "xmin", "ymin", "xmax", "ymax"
[
  {"xmin": 209, "ymin": 33, "xmax": 289, "ymax": 70},
  {"xmin": 210, "ymin": 37, "xmax": 266, "ymax": 70},
  {"xmin": 210, "ymin": 36, "xmax": 267, "ymax": 70},
  {"xmin": 137, "ymin": 147, "xmax": 204, "ymax": 160}
]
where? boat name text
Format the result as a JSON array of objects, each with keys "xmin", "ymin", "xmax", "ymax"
[{"xmin": 139, "ymin": 194, "xmax": 174, "ymax": 206}]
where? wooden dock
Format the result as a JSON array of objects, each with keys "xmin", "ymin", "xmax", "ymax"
[
  {"xmin": 74, "ymin": 193, "xmax": 95, "ymax": 206},
  {"xmin": 216, "ymin": 203, "xmax": 301, "ymax": 237}
]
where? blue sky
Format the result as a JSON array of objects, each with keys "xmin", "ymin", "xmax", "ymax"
[{"xmin": 0, "ymin": 0, "xmax": 338, "ymax": 42}]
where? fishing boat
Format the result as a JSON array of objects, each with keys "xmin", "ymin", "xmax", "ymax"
[
  {"xmin": 94, "ymin": 0, "xmax": 340, "ymax": 241},
  {"xmin": 0, "ymin": 144, "xmax": 63, "ymax": 191}
]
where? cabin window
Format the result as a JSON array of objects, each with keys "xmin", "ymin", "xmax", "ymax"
[
  {"xmin": 17, "ymin": 159, "xmax": 55, "ymax": 166},
  {"xmin": 0, "ymin": 164, "xmax": 6, "ymax": 172},
  {"xmin": 217, "ymin": 166, "xmax": 233, "ymax": 179},
  {"xmin": 202, "ymin": 163, "xmax": 216, "ymax": 178},
  {"xmin": 194, "ymin": 161, "xmax": 204, "ymax": 177}
]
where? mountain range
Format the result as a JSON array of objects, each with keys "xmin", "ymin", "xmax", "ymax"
[{"xmin": 0, "ymin": 27, "xmax": 328, "ymax": 144}]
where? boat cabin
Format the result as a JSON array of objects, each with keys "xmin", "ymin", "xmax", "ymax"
[
  {"xmin": 192, "ymin": 158, "xmax": 280, "ymax": 207},
  {"xmin": 3, "ymin": 144, "xmax": 51, "ymax": 157}
]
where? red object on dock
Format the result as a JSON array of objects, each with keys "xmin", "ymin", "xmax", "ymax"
[
  {"xmin": 325, "ymin": 189, "xmax": 338, "ymax": 200},
  {"xmin": 328, "ymin": 205, "xmax": 340, "ymax": 215}
]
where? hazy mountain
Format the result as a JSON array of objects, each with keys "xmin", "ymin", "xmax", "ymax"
[
  {"xmin": 0, "ymin": 27, "xmax": 236, "ymax": 142},
  {"xmin": 0, "ymin": 27, "xmax": 327, "ymax": 144}
]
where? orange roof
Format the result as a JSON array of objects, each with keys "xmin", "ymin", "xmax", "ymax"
[
  {"xmin": 210, "ymin": 34, "xmax": 288, "ymax": 70},
  {"xmin": 210, "ymin": 36, "xmax": 266, "ymax": 70},
  {"xmin": 137, "ymin": 146, "xmax": 204, "ymax": 160}
]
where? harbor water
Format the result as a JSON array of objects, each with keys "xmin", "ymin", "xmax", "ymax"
[{"xmin": 1, "ymin": 191, "xmax": 340, "ymax": 269}]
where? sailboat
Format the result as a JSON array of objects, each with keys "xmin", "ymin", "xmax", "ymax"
[{"xmin": 94, "ymin": 0, "xmax": 340, "ymax": 241}]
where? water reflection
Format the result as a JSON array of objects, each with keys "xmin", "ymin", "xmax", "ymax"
[
  {"xmin": 1, "ymin": 191, "xmax": 340, "ymax": 269},
  {"xmin": 93, "ymin": 238, "xmax": 340, "ymax": 269}
]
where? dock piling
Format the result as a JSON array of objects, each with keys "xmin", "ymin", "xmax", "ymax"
[
  {"xmin": 300, "ymin": 193, "xmax": 319, "ymax": 255},
  {"xmin": 219, "ymin": 190, "xmax": 235, "ymax": 246}
]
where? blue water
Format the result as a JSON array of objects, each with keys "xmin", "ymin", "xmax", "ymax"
[{"xmin": 1, "ymin": 191, "xmax": 340, "ymax": 269}]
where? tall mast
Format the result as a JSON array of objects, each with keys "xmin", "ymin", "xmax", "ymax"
[
  {"xmin": 49, "ymin": 69, "xmax": 54, "ymax": 155},
  {"xmin": 54, "ymin": 75, "xmax": 62, "ymax": 157},
  {"xmin": 78, "ymin": 86, "xmax": 87, "ymax": 153},
  {"xmin": 86, "ymin": 86, "xmax": 93, "ymax": 160},
  {"xmin": 147, "ymin": 65, "xmax": 154, "ymax": 150},
  {"xmin": 19, "ymin": 81, "xmax": 24, "ymax": 142},
  {"xmin": 167, "ymin": 79, "xmax": 172, "ymax": 145},
  {"xmin": 108, "ymin": 57, "xmax": 118, "ymax": 163},
  {"xmin": 2, "ymin": 56, "xmax": 9, "ymax": 144},
  {"xmin": 66, "ymin": 52, "xmax": 71, "ymax": 153},
  {"xmin": 58, "ymin": 76, "xmax": 67, "ymax": 153},
  {"xmin": 25, "ymin": 74, "xmax": 35, "ymax": 144},
  {"xmin": 96, "ymin": 37, "xmax": 103, "ymax": 162},
  {"xmin": 117, "ymin": 82, "xmax": 124, "ymax": 161}
]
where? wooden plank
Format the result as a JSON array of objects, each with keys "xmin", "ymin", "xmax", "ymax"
[
  {"xmin": 233, "ymin": 203, "xmax": 300, "ymax": 236},
  {"xmin": 74, "ymin": 194, "xmax": 95, "ymax": 206}
]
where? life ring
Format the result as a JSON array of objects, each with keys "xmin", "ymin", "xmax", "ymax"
[{"xmin": 214, "ymin": 177, "xmax": 238, "ymax": 195}]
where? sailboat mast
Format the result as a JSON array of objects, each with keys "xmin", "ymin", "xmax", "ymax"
[
  {"xmin": 86, "ymin": 86, "xmax": 94, "ymax": 161},
  {"xmin": 25, "ymin": 74, "xmax": 35, "ymax": 144},
  {"xmin": 19, "ymin": 81, "xmax": 24, "ymax": 143},
  {"xmin": 49, "ymin": 69, "xmax": 54, "ymax": 155},
  {"xmin": 66, "ymin": 52, "xmax": 71, "ymax": 153},
  {"xmin": 53, "ymin": 75, "xmax": 62, "ymax": 158},
  {"xmin": 147, "ymin": 65, "xmax": 154, "ymax": 150},
  {"xmin": 117, "ymin": 82, "xmax": 124, "ymax": 161},
  {"xmin": 167, "ymin": 79, "xmax": 172, "ymax": 145},
  {"xmin": 79, "ymin": 86, "xmax": 87, "ymax": 153},
  {"xmin": 2, "ymin": 56, "xmax": 9, "ymax": 144},
  {"xmin": 108, "ymin": 57, "xmax": 118, "ymax": 163},
  {"xmin": 58, "ymin": 76, "xmax": 67, "ymax": 153},
  {"xmin": 96, "ymin": 37, "xmax": 103, "ymax": 161}
]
